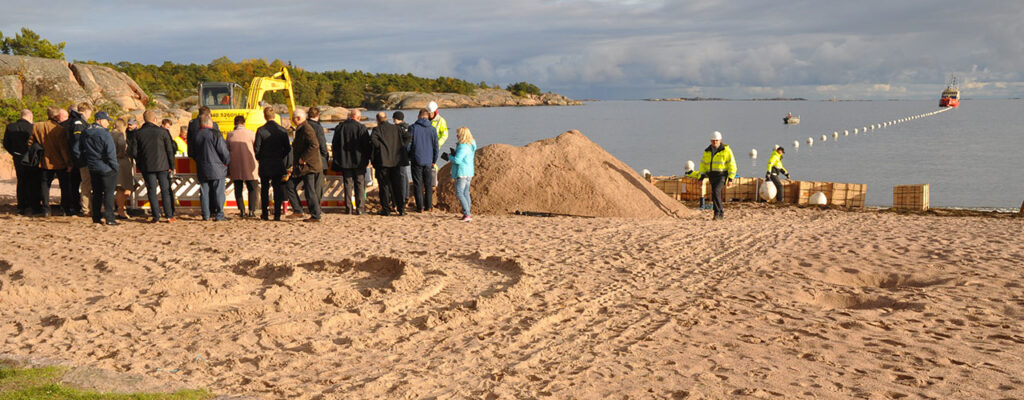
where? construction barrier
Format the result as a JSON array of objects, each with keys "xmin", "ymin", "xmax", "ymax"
[{"xmin": 131, "ymin": 157, "xmax": 372, "ymax": 210}]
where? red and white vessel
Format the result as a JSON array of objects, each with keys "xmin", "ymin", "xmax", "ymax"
[{"xmin": 939, "ymin": 74, "xmax": 960, "ymax": 108}]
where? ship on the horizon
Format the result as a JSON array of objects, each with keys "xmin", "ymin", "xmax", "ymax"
[{"xmin": 940, "ymin": 75, "xmax": 960, "ymax": 108}]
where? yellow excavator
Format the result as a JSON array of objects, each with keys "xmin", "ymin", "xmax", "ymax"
[{"xmin": 195, "ymin": 67, "xmax": 296, "ymax": 132}]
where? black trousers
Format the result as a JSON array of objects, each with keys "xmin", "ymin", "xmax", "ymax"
[
  {"xmin": 63, "ymin": 166, "xmax": 83, "ymax": 214},
  {"xmin": 300, "ymin": 172, "xmax": 322, "ymax": 219},
  {"xmin": 142, "ymin": 171, "xmax": 174, "ymax": 220},
  {"xmin": 341, "ymin": 168, "xmax": 366, "ymax": 213},
  {"xmin": 284, "ymin": 174, "xmax": 305, "ymax": 214},
  {"xmin": 377, "ymin": 166, "xmax": 406, "ymax": 214},
  {"xmin": 40, "ymin": 169, "xmax": 72, "ymax": 215},
  {"xmin": 232, "ymin": 180, "xmax": 259, "ymax": 215},
  {"xmin": 708, "ymin": 173, "xmax": 728, "ymax": 217},
  {"xmin": 260, "ymin": 174, "xmax": 286, "ymax": 219},
  {"xmin": 90, "ymin": 171, "xmax": 117, "ymax": 223},
  {"xmin": 14, "ymin": 162, "xmax": 41, "ymax": 214},
  {"xmin": 769, "ymin": 174, "xmax": 784, "ymax": 203},
  {"xmin": 411, "ymin": 164, "xmax": 434, "ymax": 211}
]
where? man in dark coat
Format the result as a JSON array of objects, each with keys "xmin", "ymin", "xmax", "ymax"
[
  {"xmin": 291, "ymin": 108, "xmax": 323, "ymax": 222},
  {"xmin": 28, "ymin": 106, "xmax": 72, "ymax": 217},
  {"xmin": 407, "ymin": 108, "xmax": 438, "ymax": 212},
  {"xmin": 63, "ymin": 104, "xmax": 91, "ymax": 216},
  {"xmin": 186, "ymin": 106, "xmax": 219, "ymax": 156},
  {"xmin": 75, "ymin": 112, "xmax": 119, "ymax": 225},
  {"xmin": 254, "ymin": 107, "xmax": 292, "ymax": 221},
  {"xmin": 331, "ymin": 109, "xmax": 372, "ymax": 215},
  {"xmin": 191, "ymin": 114, "xmax": 231, "ymax": 221},
  {"xmin": 307, "ymin": 107, "xmax": 330, "ymax": 197},
  {"xmin": 393, "ymin": 111, "xmax": 411, "ymax": 208},
  {"xmin": 131, "ymin": 110, "xmax": 176, "ymax": 222},
  {"xmin": 370, "ymin": 112, "xmax": 411, "ymax": 216},
  {"xmin": 2, "ymin": 109, "xmax": 40, "ymax": 215}
]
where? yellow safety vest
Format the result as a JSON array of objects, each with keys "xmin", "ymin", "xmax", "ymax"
[
  {"xmin": 766, "ymin": 152, "xmax": 787, "ymax": 174},
  {"xmin": 432, "ymin": 115, "xmax": 449, "ymax": 147},
  {"xmin": 696, "ymin": 144, "xmax": 737, "ymax": 178}
]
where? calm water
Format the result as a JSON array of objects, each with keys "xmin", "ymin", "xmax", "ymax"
[{"xmin": 336, "ymin": 99, "xmax": 1024, "ymax": 209}]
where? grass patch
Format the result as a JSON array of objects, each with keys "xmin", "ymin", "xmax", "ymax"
[{"xmin": 0, "ymin": 366, "xmax": 214, "ymax": 400}]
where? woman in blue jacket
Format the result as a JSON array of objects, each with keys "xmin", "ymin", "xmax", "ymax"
[{"xmin": 449, "ymin": 127, "xmax": 476, "ymax": 221}]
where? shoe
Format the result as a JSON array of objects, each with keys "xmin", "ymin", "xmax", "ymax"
[
  {"xmin": 377, "ymin": 210, "xmax": 390, "ymax": 216},
  {"xmin": 115, "ymin": 215, "xmax": 129, "ymax": 220},
  {"xmin": 215, "ymin": 217, "xmax": 231, "ymax": 221},
  {"xmin": 260, "ymin": 215, "xmax": 269, "ymax": 221},
  {"xmin": 713, "ymin": 215, "xmax": 724, "ymax": 220},
  {"xmin": 286, "ymin": 213, "xmax": 304, "ymax": 219},
  {"xmin": 167, "ymin": 217, "xmax": 176, "ymax": 223},
  {"xmin": 105, "ymin": 221, "xmax": 120, "ymax": 226},
  {"xmin": 150, "ymin": 219, "xmax": 161, "ymax": 223},
  {"xmin": 303, "ymin": 217, "xmax": 321, "ymax": 223},
  {"xmin": 355, "ymin": 210, "xmax": 364, "ymax": 215},
  {"xmin": 93, "ymin": 220, "xmax": 103, "ymax": 224},
  {"xmin": 397, "ymin": 210, "xmax": 406, "ymax": 216},
  {"xmin": 462, "ymin": 215, "xmax": 472, "ymax": 222}
]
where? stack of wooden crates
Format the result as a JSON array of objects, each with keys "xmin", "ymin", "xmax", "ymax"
[
  {"xmin": 649, "ymin": 177, "xmax": 866, "ymax": 209},
  {"xmin": 892, "ymin": 184, "xmax": 929, "ymax": 211}
]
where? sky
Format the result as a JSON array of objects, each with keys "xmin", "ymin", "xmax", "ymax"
[{"xmin": 2, "ymin": 0, "xmax": 1022, "ymax": 100}]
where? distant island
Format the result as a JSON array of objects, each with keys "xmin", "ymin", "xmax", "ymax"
[{"xmin": 646, "ymin": 97, "xmax": 807, "ymax": 102}]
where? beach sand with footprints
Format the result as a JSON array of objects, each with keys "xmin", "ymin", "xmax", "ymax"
[{"xmin": 1, "ymin": 197, "xmax": 1023, "ymax": 398}]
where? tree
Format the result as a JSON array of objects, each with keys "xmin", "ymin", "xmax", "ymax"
[
  {"xmin": 506, "ymin": 81, "xmax": 541, "ymax": 97},
  {"xmin": 0, "ymin": 27, "xmax": 66, "ymax": 60}
]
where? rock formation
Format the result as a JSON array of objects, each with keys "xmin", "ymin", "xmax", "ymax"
[
  {"xmin": 0, "ymin": 55, "xmax": 148, "ymax": 110},
  {"xmin": 369, "ymin": 88, "xmax": 581, "ymax": 110},
  {"xmin": 436, "ymin": 130, "xmax": 689, "ymax": 219}
]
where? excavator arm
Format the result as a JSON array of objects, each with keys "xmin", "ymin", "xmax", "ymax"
[{"xmin": 245, "ymin": 67, "xmax": 296, "ymax": 117}]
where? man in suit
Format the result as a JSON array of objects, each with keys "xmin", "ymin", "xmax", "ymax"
[
  {"xmin": 331, "ymin": 109, "xmax": 371, "ymax": 215},
  {"xmin": 191, "ymin": 114, "xmax": 231, "ymax": 221},
  {"xmin": 307, "ymin": 106, "xmax": 330, "ymax": 197},
  {"xmin": 27, "ymin": 107, "xmax": 72, "ymax": 217},
  {"xmin": 254, "ymin": 107, "xmax": 291, "ymax": 221},
  {"xmin": 370, "ymin": 112, "xmax": 411, "ymax": 216},
  {"xmin": 2, "ymin": 109, "xmax": 39, "ymax": 215},
  {"xmin": 291, "ymin": 108, "xmax": 323, "ymax": 222},
  {"xmin": 131, "ymin": 110, "xmax": 177, "ymax": 222}
]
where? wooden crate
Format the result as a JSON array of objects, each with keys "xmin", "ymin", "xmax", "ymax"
[
  {"xmin": 723, "ymin": 177, "xmax": 759, "ymax": 202},
  {"xmin": 830, "ymin": 183, "xmax": 867, "ymax": 209},
  {"xmin": 779, "ymin": 180, "xmax": 801, "ymax": 204},
  {"xmin": 893, "ymin": 184, "xmax": 929, "ymax": 211},
  {"xmin": 797, "ymin": 181, "xmax": 834, "ymax": 205},
  {"xmin": 652, "ymin": 177, "xmax": 706, "ymax": 201}
]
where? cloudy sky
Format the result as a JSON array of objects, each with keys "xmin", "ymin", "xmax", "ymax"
[{"xmin": 2, "ymin": 0, "xmax": 1021, "ymax": 100}]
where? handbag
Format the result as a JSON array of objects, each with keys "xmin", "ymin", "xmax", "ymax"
[{"xmin": 19, "ymin": 142, "xmax": 43, "ymax": 167}]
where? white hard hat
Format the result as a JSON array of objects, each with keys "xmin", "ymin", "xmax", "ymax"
[
  {"xmin": 427, "ymin": 101, "xmax": 438, "ymax": 113},
  {"xmin": 710, "ymin": 131, "xmax": 722, "ymax": 141}
]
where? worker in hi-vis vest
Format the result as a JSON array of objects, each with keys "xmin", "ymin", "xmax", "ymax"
[
  {"xmin": 689, "ymin": 131, "xmax": 737, "ymax": 220},
  {"xmin": 426, "ymin": 101, "xmax": 448, "ymax": 187},
  {"xmin": 765, "ymin": 147, "xmax": 790, "ymax": 203}
]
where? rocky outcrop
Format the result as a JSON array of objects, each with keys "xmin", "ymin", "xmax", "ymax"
[
  {"xmin": 0, "ymin": 54, "xmax": 148, "ymax": 110},
  {"xmin": 369, "ymin": 88, "xmax": 581, "ymax": 110}
]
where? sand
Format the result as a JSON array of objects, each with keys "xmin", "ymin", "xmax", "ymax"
[
  {"xmin": 1, "ymin": 184, "xmax": 1023, "ymax": 399},
  {"xmin": 436, "ymin": 131, "xmax": 689, "ymax": 219}
]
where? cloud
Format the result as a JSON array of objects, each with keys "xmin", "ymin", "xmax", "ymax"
[{"xmin": 2, "ymin": 0, "xmax": 1022, "ymax": 99}]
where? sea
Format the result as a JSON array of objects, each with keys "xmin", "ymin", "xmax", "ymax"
[{"xmin": 328, "ymin": 99, "xmax": 1024, "ymax": 210}]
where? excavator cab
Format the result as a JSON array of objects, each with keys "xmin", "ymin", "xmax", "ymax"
[{"xmin": 199, "ymin": 82, "xmax": 245, "ymax": 110}]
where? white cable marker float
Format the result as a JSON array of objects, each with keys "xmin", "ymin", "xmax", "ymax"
[
  {"xmin": 759, "ymin": 181, "xmax": 777, "ymax": 202},
  {"xmin": 844, "ymin": 130, "xmax": 849, "ymax": 136},
  {"xmin": 832, "ymin": 131, "xmax": 839, "ymax": 140},
  {"xmin": 809, "ymin": 191, "xmax": 828, "ymax": 206},
  {"xmin": 793, "ymin": 140, "xmax": 799, "ymax": 150},
  {"xmin": 807, "ymin": 137, "xmax": 814, "ymax": 147},
  {"xmin": 686, "ymin": 160, "xmax": 695, "ymax": 171},
  {"xmin": 750, "ymin": 149, "xmax": 757, "ymax": 159},
  {"xmin": 642, "ymin": 169, "xmax": 651, "ymax": 180},
  {"xmin": 821, "ymin": 134, "xmax": 827, "ymax": 142},
  {"xmin": 854, "ymin": 128, "xmax": 859, "ymax": 134}
]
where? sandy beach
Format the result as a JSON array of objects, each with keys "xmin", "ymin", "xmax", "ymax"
[{"xmin": 1, "ymin": 185, "xmax": 1022, "ymax": 398}]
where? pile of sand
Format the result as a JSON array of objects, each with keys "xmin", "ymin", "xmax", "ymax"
[{"xmin": 437, "ymin": 130, "xmax": 689, "ymax": 218}]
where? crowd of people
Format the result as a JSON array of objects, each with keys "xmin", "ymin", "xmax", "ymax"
[{"xmin": 2, "ymin": 100, "xmax": 477, "ymax": 224}]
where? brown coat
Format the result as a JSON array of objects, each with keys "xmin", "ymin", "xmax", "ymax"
[
  {"xmin": 292, "ymin": 122, "xmax": 322, "ymax": 176},
  {"xmin": 28, "ymin": 119, "xmax": 71, "ymax": 170},
  {"xmin": 226, "ymin": 127, "xmax": 259, "ymax": 181}
]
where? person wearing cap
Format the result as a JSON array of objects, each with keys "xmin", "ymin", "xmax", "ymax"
[
  {"xmin": 690, "ymin": 131, "xmax": 737, "ymax": 220},
  {"xmin": 764, "ymin": 146, "xmax": 790, "ymax": 203},
  {"xmin": 75, "ymin": 111, "xmax": 120, "ymax": 225},
  {"xmin": 426, "ymin": 101, "xmax": 448, "ymax": 187}
]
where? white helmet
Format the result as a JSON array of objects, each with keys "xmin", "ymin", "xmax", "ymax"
[
  {"xmin": 427, "ymin": 101, "xmax": 438, "ymax": 113},
  {"xmin": 710, "ymin": 131, "xmax": 722, "ymax": 141}
]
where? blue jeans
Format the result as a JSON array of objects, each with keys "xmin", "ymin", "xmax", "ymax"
[
  {"xmin": 454, "ymin": 176, "xmax": 472, "ymax": 216},
  {"xmin": 199, "ymin": 178, "xmax": 226, "ymax": 220}
]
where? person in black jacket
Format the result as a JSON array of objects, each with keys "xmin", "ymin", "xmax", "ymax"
[
  {"xmin": 3, "ymin": 109, "xmax": 40, "ymax": 215},
  {"xmin": 186, "ymin": 106, "xmax": 219, "ymax": 157},
  {"xmin": 370, "ymin": 112, "xmax": 412, "ymax": 216},
  {"xmin": 254, "ymin": 107, "xmax": 292, "ymax": 221},
  {"xmin": 331, "ymin": 109, "xmax": 372, "ymax": 215},
  {"xmin": 131, "ymin": 110, "xmax": 176, "ymax": 222},
  {"xmin": 75, "ymin": 112, "xmax": 120, "ymax": 225},
  {"xmin": 64, "ymin": 103, "xmax": 92, "ymax": 216},
  {"xmin": 393, "ymin": 111, "xmax": 411, "ymax": 208},
  {"xmin": 307, "ymin": 107, "xmax": 329, "ymax": 197}
]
